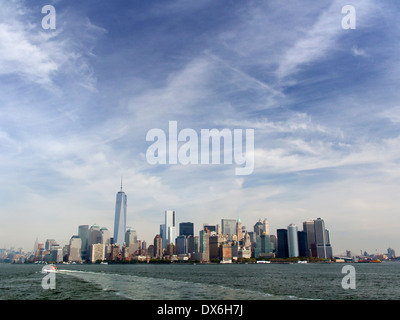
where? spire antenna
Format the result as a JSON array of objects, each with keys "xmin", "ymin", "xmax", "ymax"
[{"xmin": 120, "ymin": 176, "xmax": 123, "ymax": 192}]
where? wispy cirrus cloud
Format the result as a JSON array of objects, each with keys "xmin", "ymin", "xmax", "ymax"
[
  {"xmin": 275, "ymin": 0, "xmax": 377, "ymax": 80},
  {"xmin": 0, "ymin": 0, "xmax": 105, "ymax": 90}
]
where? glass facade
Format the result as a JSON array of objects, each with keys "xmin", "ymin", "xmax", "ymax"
[
  {"xmin": 164, "ymin": 210, "xmax": 176, "ymax": 248},
  {"xmin": 179, "ymin": 222, "xmax": 194, "ymax": 236},
  {"xmin": 287, "ymin": 224, "xmax": 299, "ymax": 257},
  {"xmin": 113, "ymin": 189, "xmax": 127, "ymax": 247}
]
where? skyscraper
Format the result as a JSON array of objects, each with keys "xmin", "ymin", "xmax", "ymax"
[
  {"xmin": 125, "ymin": 228, "xmax": 138, "ymax": 255},
  {"xmin": 175, "ymin": 235, "xmax": 187, "ymax": 255},
  {"xmin": 98, "ymin": 227, "xmax": 111, "ymax": 245},
  {"xmin": 160, "ymin": 224, "xmax": 166, "ymax": 248},
  {"xmin": 314, "ymin": 218, "xmax": 332, "ymax": 259},
  {"xmin": 78, "ymin": 225, "xmax": 89, "ymax": 260},
  {"xmin": 263, "ymin": 219, "xmax": 270, "ymax": 235},
  {"xmin": 153, "ymin": 234, "xmax": 163, "ymax": 259},
  {"xmin": 287, "ymin": 224, "xmax": 299, "ymax": 257},
  {"xmin": 164, "ymin": 210, "xmax": 176, "ymax": 248},
  {"xmin": 254, "ymin": 218, "xmax": 269, "ymax": 236},
  {"xmin": 236, "ymin": 217, "xmax": 243, "ymax": 242},
  {"xmin": 179, "ymin": 222, "xmax": 194, "ymax": 237},
  {"xmin": 113, "ymin": 179, "xmax": 127, "ymax": 247},
  {"xmin": 277, "ymin": 229, "xmax": 288, "ymax": 258},
  {"xmin": 221, "ymin": 218, "xmax": 237, "ymax": 240},
  {"xmin": 254, "ymin": 234, "xmax": 274, "ymax": 258},
  {"xmin": 297, "ymin": 231, "xmax": 309, "ymax": 257},
  {"xmin": 303, "ymin": 220, "xmax": 317, "ymax": 257},
  {"xmin": 89, "ymin": 224, "xmax": 100, "ymax": 246},
  {"xmin": 199, "ymin": 229, "xmax": 210, "ymax": 262},
  {"xmin": 68, "ymin": 236, "xmax": 82, "ymax": 262},
  {"xmin": 125, "ymin": 228, "xmax": 137, "ymax": 247}
]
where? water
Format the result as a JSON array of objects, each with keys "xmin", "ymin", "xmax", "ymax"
[{"xmin": 1, "ymin": 262, "xmax": 399, "ymax": 300}]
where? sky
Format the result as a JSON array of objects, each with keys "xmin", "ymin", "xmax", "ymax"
[{"xmin": 1, "ymin": 0, "xmax": 400, "ymax": 256}]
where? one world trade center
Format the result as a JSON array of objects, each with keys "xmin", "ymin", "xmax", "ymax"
[{"xmin": 113, "ymin": 178, "xmax": 127, "ymax": 247}]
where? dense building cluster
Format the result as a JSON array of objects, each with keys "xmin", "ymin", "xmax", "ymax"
[
  {"xmin": 3, "ymin": 184, "xmax": 392, "ymax": 264},
  {"xmin": 26, "ymin": 214, "xmax": 333, "ymax": 264}
]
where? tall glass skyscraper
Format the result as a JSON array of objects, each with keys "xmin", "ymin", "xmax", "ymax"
[
  {"xmin": 179, "ymin": 222, "xmax": 194, "ymax": 237},
  {"xmin": 277, "ymin": 229, "xmax": 288, "ymax": 258},
  {"xmin": 314, "ymin": 218, "xmax": 333, "ymax": 259},
  {"xmin": 221, "ymin": 218, "xmax": 237, "ymax": 240},
  {"xmin": 287, "ymin": 224, "xmax": 299, "ymax": 257},
  {"xmin": 78, "ymin": 225, "xmax": 89, "ymax": 260},
  {"xmin": 164, "ymin": 210, "xmax": 176, "ymax": 248},
  {"xmin": 113, "ymin": 180, "xmax": 127, "ymax": 247},
  {"xmin": 303, "ymin": 220, "xmax": 316, "ymax": 257}
]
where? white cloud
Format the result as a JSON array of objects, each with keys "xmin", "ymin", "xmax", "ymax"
[
  {"xmin": 0, "ymin": 0, "xmax": 105, "ymax": 90},
  {"xmin": 351, "ymin": 46, "xmax": 367, "ymax": 57},
  {"xmin": 0, "ymin": 22, "xmax": 58, "ymax": 85},
  {"xmin": 276, "ymin": 0, "xmax": 376, "ymax": 79}
]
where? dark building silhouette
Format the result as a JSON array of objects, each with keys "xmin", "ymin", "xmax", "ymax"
[
  {"xmin": 179, "ymin": 222, "xmax": 194, "ymax": 237},
  {"xmin": 277, "ymin": 229, "xmax": 288, "ymax": 258}
]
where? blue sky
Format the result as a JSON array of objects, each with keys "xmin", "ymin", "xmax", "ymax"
[{"xmin": 1, "ymin": 0, "xmax": 400, "ymax": 255}]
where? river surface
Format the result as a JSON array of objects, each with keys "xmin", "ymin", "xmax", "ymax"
[{"xmin": 0, "ymin": 262, "xmax": 399, "ymax": 300}]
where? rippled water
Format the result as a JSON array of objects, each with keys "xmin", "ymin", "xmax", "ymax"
[{"xmin": 1, "ymin": 262, "xmax": 399, "ymax": 300}]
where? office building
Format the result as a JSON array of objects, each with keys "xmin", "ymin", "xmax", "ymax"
[
  {"xmin": 254, "ymin": 220, "xmax": 263, "ymax": 236},
  {"xmin": 125, "ymin": 228, "xmax": 137, "ymax": 246},
  {"xmin": 254, "ymin": 218, "xmax": 269, "ymax": 236},
  {"xmin": 179, "ymin": 222, "xmax": 194, "ymax": 237},
  {"xmin": 110, "ymin": 244, "xmax": 120, "ymax": 261},
  {"xmin": 209, "ymin": 234, "xmax": 227, "ymax": 260},
  {"xmin": 88, "ymin": 224, "xmax": 100, "ymax": 246},
  {"xmin": 254, "ymin": 233, "xmax": 275, "ymax": 258},
  {"xmin": 175, "ymin": 235, "xmax": 187, "ymax": 255},
  {"xmin": 314, "ymin": 218, "xmax": 333, "ymax": 259},
  {"xmin": 78, "ymin": 225, "xmax": 89, "ymax": 260},
  {"xmin": 203, "ymin": 224, "xmax": 216, "ymax": 233},
  {"xmin": 160, "ymin": 224, "xmax": 166, "ymax": 248},
  {"xmin": 87, "ymin": 224, "xmax": 100, "ymax": 260},
  {"xmin": 219, "ymin": 243, "xmax": 232, "ymax": 263},
  {"xmin": 45, "ymin": 239, "xmax": 57, "ymax": 251},
  {"xmin": 153, "ymin": 234, "xmax": 163, "ymax": 259},
  {"xmin": 90, "ymin": 243, "xmax": 105, "ymax": 263},
  {"xmin": 263, "ymin": 219, "xmax": 270, "ymax": 235},
  {"xmin": 113, "ymin": 180, "xmax": 127, "ymax": 247},
  {"xmin": 287, "ymin": 224, "xmax": 299, "ymax": 257},
  {"xmin": 68, "ymin": 236, "xmax": 82, "ymax": 262},
  {"xmin": 164, "ymin": 210, "xmax": 176, "ymax": 249},
  {"xmin": 199, "ymin": 229, "xmax": 210, "ymax": 262},
  {"xmin": 297, "ymin": 231, "xmax": 309, "ymax": 257},
  {"xmin": 49, "ymin": 247, "xmax": 63, "ymax": 263},
  {"xmin": 236, "ymin": 217, "xmax": 243, "ymax": 242},
  {"xmin": 98, "ymin": 227, "xmax": 111, "ymax": 245},
  {"xmin": 166, "ymin": 243, "xmax": 175, "ymax": 256},
  {"xmin": 269, "ymin": 235, "xmax": 277, "ymax": 253},
  {"xmin": 303, "ymin": 220, "xmax": 316, "ymax": 257},
  {"xmin": 221, "ymin": 218, "xmax": 237, "ymax": 240},
  {"xmin": 277, "ymin": 229, "xmax": 288, "ymax": 258},
  {"xmin": 186, "ymin": 235, "xmax": 194, "ymax": 254},
  {"xmin": 125, "ymin": 228, "xmax": 138, "ymax": 255}
]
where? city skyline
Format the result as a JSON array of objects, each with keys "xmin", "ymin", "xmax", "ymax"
[
  {"xmin": 23, "ymin": 210, "xmax": 338, "ymax": 263},
  {"xmin": 1, "ymin": 1, "xmax": 400, "ymax": 255},
  {"xmin": 1, "ymin": 178, "xmax": 398, "ymax": 257},
  {"xmin": 1, "ymin": 179, "xmax": 397, "ymax": 256}
]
